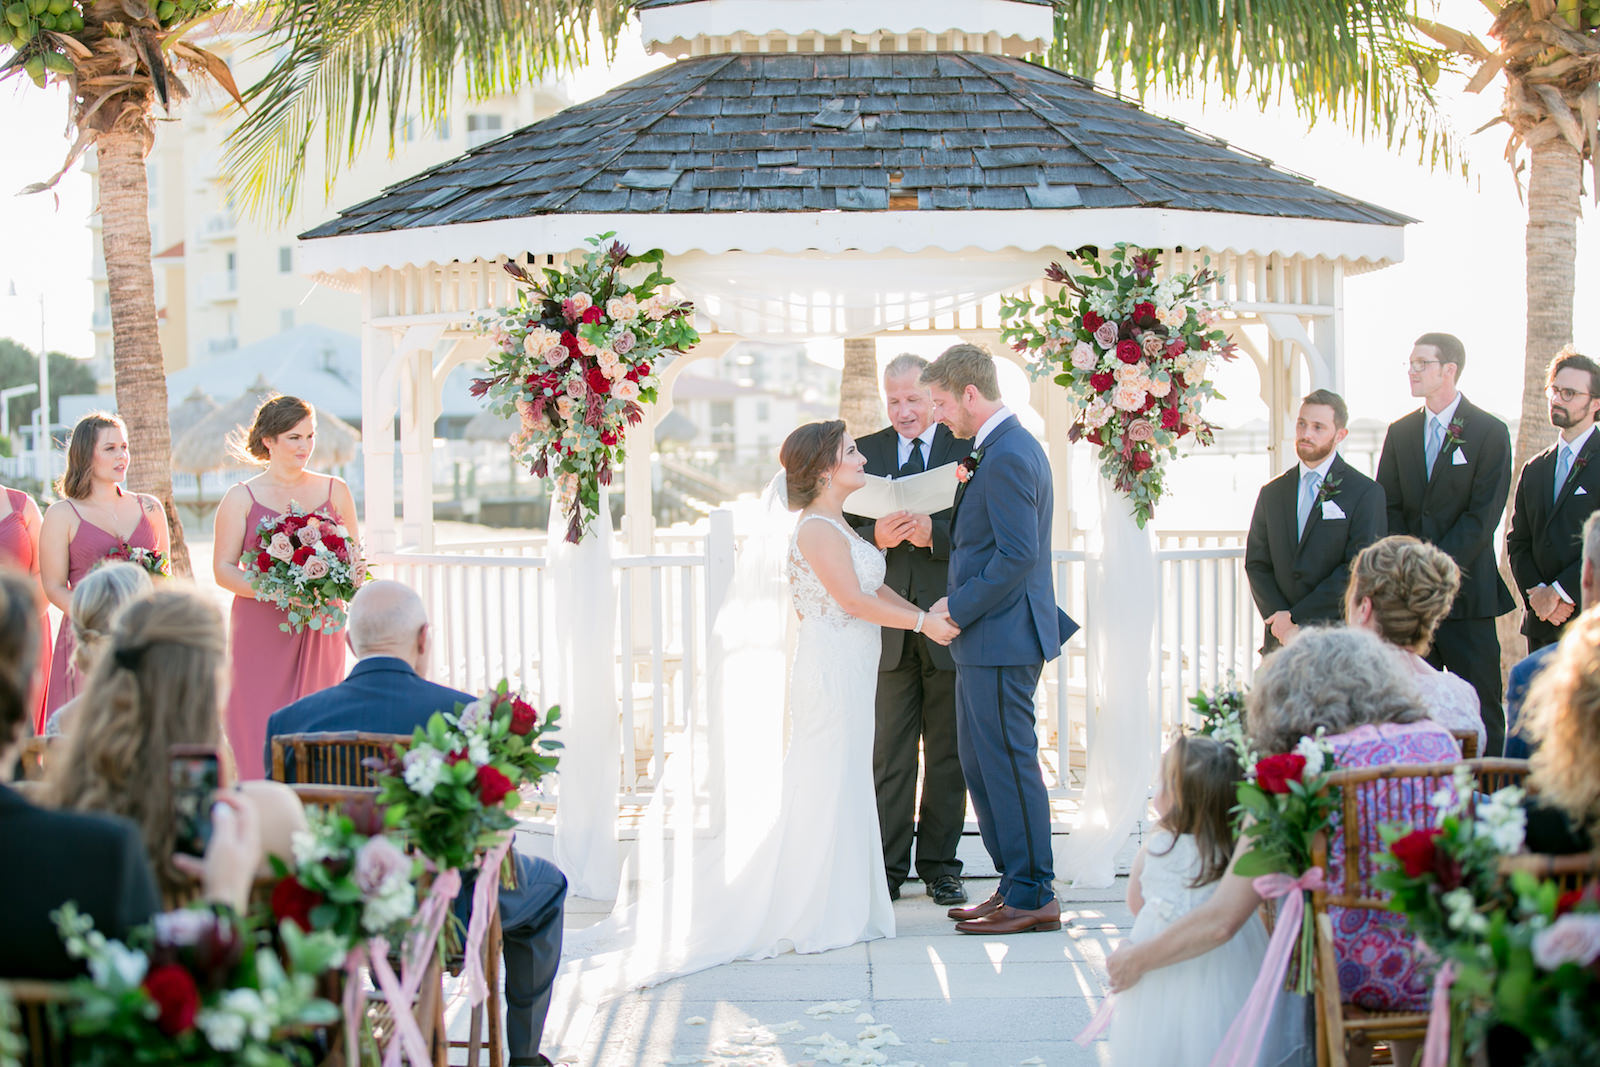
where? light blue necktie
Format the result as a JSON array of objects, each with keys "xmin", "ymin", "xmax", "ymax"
[
  {"xmin": 1424, "ymin": 417, "xmax": 1445, "ymax": 477},
  {"xmin": 1554, "ymin": 444, "xmax": 1573, "ymax": 504},
  {"xmin": 1297, "ymin": 469, "xmax": 1322, "ymax": 540}
]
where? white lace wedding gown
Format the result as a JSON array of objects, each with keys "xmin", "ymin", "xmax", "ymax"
[{"xmin": 559, "ymin": 513, "xmax": 894, "ymax": 996}]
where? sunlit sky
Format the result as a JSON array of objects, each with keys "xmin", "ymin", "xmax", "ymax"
[{"xmin": 1, "ymin": 0, "xmax": 1595, "ymax": 437}]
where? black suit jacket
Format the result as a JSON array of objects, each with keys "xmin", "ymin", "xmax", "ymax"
[
  {"xmin": 1375, "ymin": 396, "xmax": 1515, "ymax": 620},
  {"xmin": 1245, "ymin": 455, "xmax": 1386, "ymax": 651},
  {"xmin": 0, "ymin": 783, "xmax": 159, "ymax": 979},
  {"xmin": 1506, "ymin": 430, "xmax": 1600, "ymax": 643},
  {"xmin": 845, "ymin": 423, "xmax": 966, "ymax": 672}
]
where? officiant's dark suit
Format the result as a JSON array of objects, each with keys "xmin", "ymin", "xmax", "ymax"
[
  {"xmin": 1507, "ymin": 428, "xmax": 1600, "ymax": 652},
  {"xmin": 846, "ymin": 418, "xmax": 968, "ymax": 901},
  {"xmin": 1377, "ymin": 386, "xmax": 1514, "ymax": 754},
  {"xmin": 1245, "ymin": 453, "xmax": 1386, "ymax": 654}
]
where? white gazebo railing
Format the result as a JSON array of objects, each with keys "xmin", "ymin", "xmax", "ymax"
[{"xmin": 373, "ymin": 517, "xmax": 1260, "ymax": 805}]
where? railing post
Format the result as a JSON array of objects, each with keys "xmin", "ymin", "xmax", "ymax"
[{"xmin": 703, "ymin": 508, "xmax": 735, "ymax": 831}]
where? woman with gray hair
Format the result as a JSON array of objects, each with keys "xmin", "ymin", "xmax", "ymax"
[
  {"xmin": 1106, "ymin": 627, "xmax": 1461, "ymax": 1067},
  {"xmin": 45, "ymin": 560, "xmax": 153, "ymax": 736}
]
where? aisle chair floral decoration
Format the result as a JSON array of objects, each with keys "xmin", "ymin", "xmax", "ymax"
[
  {"xmin": 240, "ymin": 504, "xmax": 367, "ymax": 634},
  {"xmin": 49, "ymin": 902, "xmax": 339, "ymax": 1066},
  {"xmin": 1000, "ymin": 244, "xmax": 1236, "ymax": 527},
  {"xmin": 1376, "ymin": 768, "xmax": 1599, "ymax": 1065},
  {"xmin": 470, "ymin": 233, "xmax": 701, "ymax": 544},
  {"xmin": 1188, "ymin": 676, "xmax": 1257, "ymax": 769},
  {"xmin": 98, "ymin": 542, "xmax": 173, "ymax": 578}
]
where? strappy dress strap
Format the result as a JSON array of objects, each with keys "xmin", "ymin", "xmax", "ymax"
[
  {"xmin": 324, "ymin": 476, "xmax": 335, "ymax": 506},
  {"xmin": 64, "ymin": 498, "xmax": 84, "ymax": 520},
  {"xmin": 796, "ymin": 513, "xmax": 856, "ymax": 540},
  {"xmin": 243, "ymin": 483, "xmax": 259, "ymax": 504},
  {"xmin": 4, "ymin": 487, "xmax": 25, "ymax": 511}
]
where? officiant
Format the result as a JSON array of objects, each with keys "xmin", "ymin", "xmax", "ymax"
[{"xmin": 845, "ymin": 353, "xmax": 969, "ymax": 907}]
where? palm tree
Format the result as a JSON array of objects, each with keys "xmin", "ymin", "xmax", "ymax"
[{"xmin": 1, "ymin": 1, "xmax": 626, "ymax": 573}]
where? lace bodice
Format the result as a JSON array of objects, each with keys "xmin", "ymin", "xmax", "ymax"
[{"xmin": 787, "ymin": 514, "xmax": 886, "ymax": 628}]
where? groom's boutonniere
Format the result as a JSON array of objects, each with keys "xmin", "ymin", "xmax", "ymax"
[
  {"xmin": 1443, "ymin": 415, "xmax": 1466, "ymax": 454},
  {"xmin": 1315, "ymin": 473, "xmax": 1342, "ymax": 505},
  {"xmin": 955, "ymin": 447, "xmax": 984, "ymax": 484}
]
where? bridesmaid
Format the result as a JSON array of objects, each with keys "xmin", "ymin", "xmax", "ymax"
[
  {"xmin": 39, "ymin": 412, "xmax": 168, "ymax": 716},
  {"xmin": 0, "ymin": 480, "xmax": 51, "ymax": 732},
  {"xmin": 213, "ymin": 395, "xmax": 357, "ymax": 780}
]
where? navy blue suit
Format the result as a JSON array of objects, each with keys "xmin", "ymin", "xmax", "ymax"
[
  {"xmin": 266, "ymin": 657, "xmax": 566, "ymax": 1062},
  {"xmin": 945, "ymin": 415, "xmax": 1078, "ymax": 910},
  {"xmin": 1503, "ymin": 643, "xmax": 1554, "ymax": 761}
]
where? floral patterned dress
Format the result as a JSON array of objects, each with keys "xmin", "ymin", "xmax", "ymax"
[{"xmin": 1325, "ymin": 720, "xmax": 1462, "ymax": 1011}]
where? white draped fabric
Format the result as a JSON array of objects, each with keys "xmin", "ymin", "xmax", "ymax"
[
  {"xmin": 665, "ymin": 249, "xmax": 1045, "ymax": 340},
  {"xmin": 548, "ymin": 490, "xmax": 622, "ymax": 900},
  {"xmin": 1058, "ymin": 480, "xmax": 1161, "ymax": 888}
]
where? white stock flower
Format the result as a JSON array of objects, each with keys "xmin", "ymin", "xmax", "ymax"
[
  {"xmin": 89, "ymin": 941, "xmax": 148, "ymax": 989},
  {"xmin": 467, "ymin": 735, "xmax": 490, "ymax": 767},
  {"xmin": 197, "ymin": 1008, "xmax": 247, "ymax": 1052},
  {"xmin": 402, "ymin": 746, "xmax": 445, "ymax": 797},
  {"xmin": 362, "ymin": 880, "xmax": 417, "ymax": 933},
  {"xmin": 221, "ymin": 990, "xmax": 271, "ymax": 1042},
  {"xmin": 1442, "ymin": 888, "xmax": 1488, "ymax": 936},
  {"xmin": 1476, "ymin": 786, "xmax": 1527, "ymax": 854},
  {"xmin": 456, "ymin": 699, "xmax": 490, "ymax": 733},
  {"xmin": 291, "ymin": 828, "xmax": 333, "ymax": 869},
  {"xmin": 1293, "ymin": 736, "xmax": 1326, "ymax": 778}
]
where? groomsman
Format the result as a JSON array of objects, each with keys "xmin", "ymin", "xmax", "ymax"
[
  {"xmin": 845, "ymin": 354, "xmax": 969, "ymax": 908},
  {"xmin": 1245, "ymin": 389, "xmax": 1386, "ymax": 653},
  {"xmin": 1376, "ymin": 332, "xmax": 1515, "ymax": 755},
  {"xmin": 1507, "ymin": 349, "xmax": 1600, "ymax": 653}
]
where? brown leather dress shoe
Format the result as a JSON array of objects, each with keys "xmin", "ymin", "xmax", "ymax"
[
  {"xmin": 947, "ymin": 891, "xmax": 1003, "ymax": 922},
  {"xmin": 954, "ymin": 899, "xmax": 1065, "ymax": 935}
]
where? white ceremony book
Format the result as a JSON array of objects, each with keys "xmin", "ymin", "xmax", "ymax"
[{"xmin": 843, "ymin": 464, "xmax": 960, "ymax": 520}]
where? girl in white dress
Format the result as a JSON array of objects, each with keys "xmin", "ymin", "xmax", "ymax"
[{"xmin": 1110, "ymin": 734, "xmax": 1268, "ymax": 1066}]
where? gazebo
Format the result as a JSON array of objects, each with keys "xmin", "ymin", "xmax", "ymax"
[{"xmin": 298, "ymin": 0, "xmax": 1411, "ymax": 882}]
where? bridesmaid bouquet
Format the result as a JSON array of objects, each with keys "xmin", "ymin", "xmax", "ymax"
[
  {"xmin": 100, "ymin": 542, "xmax": 172, "ymax": 578},
  {"xmin": 240, "ymin": 505, "xmax": 365, "ymax": 634}
]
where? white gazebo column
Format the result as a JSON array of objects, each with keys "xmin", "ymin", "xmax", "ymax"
[
  {"xmin": 396, "ymin": 325, "xmax": 445, "ymax": 550},
  {"xmin": 359, "ymin": 301, "xmax": 400, "ymax": 553}
]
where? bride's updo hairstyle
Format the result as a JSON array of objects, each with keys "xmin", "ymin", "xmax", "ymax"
[{"xmin": 779, "ymin": 420, "xmax": 847, "ymax": 511}]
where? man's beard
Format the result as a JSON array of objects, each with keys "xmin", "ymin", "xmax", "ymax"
[
  {"xmin": 1552, "ymin": 405, "xmax": 1575, "ymax": 428},
  {"xmin": 1296, "ymin": 440, "xmax": 1334, "ymax": 465}
]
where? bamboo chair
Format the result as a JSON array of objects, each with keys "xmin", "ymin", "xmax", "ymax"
[
  {"xmin": 1, "ymin": 979, "xmax": 72, "ymax": 1067},
  {"xmin": 1498, "ymin": 851, "xmax": 1600, "ymax": 893},
  {"xmin": 288, "ymin": 783, "xmax": 381, "ymax": 815},
  {"xmin": 270, "ymin": 732, "xmax": 407, "ymax": 787},
  {"xmin": 437, "ymin": 901, "xmax": 504, "ymax": 1067},
  {"xmin": 1448, "ymin": 729, "xmax": 1478, "ymax": 760},
  {"xmin": 1310, "ymin": 758, "xmax": 1533, "ymax": 1067}
]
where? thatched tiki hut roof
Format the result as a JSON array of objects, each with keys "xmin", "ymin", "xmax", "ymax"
[
  {"xmin": 172, "ymin": 376, "xmax": 361, "ymax": 474},
  {"xmin": 168, "ymin": 386, "xmax": 221, "ymax": 441}
]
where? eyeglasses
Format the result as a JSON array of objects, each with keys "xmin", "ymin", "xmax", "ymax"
[
  {"xmin": 1405, "ymin": 359, "xmax": 1440, "ymax": 374},
  {"xmin": 1547, "ymin": 386, "xmax": 1593, "ymax": 403}
]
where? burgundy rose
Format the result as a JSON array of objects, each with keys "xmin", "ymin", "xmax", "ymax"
[
  {"xmin": 142, "ymin": 964, "xmax": 200, "ymax": 1036},
  {"xmin": 1166, "ymin": 338, "xmax": 1188, "ymax": 359},
  {"xmin": 1390, "ymin": 828, "xmax": 1444, "ymax": 879},
  {"xmin": 1139, "ymin": 392, "xmax": 1159, "ymax": 414},
  {"xmin": 446, "ymin": 748, "xmax": 469, "ymax": 766},
  {"xmin": 269, "ymin": 876, "xmax": 324, "ymax": 933},
  {"xmin": 1160, "ymin": 407, "xmax": 1182, "ymax": 432},
  {"xmin": 1089, "ymin": 371, "xmax": 1115, "ymax": 392},
  {"xmin": 1557, "ymin": 884, "xmax": 1600, "ymax": 916},
  {"xmin": 1115, "ymin": 339, "xmax": 1142, "ymax": 365},
  {"xmin": 581, "ymin": 306, "xmax": 603, "ymax": 325},
  {"xmin": 291, "ymin": 545, "xmax": 314, "ymax": 567},
  {"xmin": 1082, "ymin": 311, "xmax": 1105, "ymax": 332},
  {"xmin": 474, "ymin": 765, "xmax": 516, "ymax": 806},
  {"xmin": 560, "ymin": 331, "xmax": 582, "ymax": 359},
  {"xmin": 1134, "ymin": 301, "xmax": 1156, "ymax": 324},
  {"xmin": 256, "ymin": 551, "xmax": 274, "ymax": 573},
  {"xmin": 1085, "ymin": 428, "xmax": 1104, "ymax": 446},
  {"xmin": 585, "ymin": 365, "xmax": 612, "ymax": 396},
  {"xmin": 1254, "ymin": 752, "xmax": 1307, "ymax": 795},
  {"xmin": 600, "ymin": 430, "xmax": 619, "ymax": 447},
  {"xmin": 509, "ymin": 697, "xmax": 539, "ymax": 736},
  {"xmin": 1131, "ymin": 450, "xmax": 1154, "ymax": 472}
]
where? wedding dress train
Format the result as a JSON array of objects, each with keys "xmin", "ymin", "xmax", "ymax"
[{"xmin": 558, "ymin": 512, "xmax": 894, "ymax": 997}]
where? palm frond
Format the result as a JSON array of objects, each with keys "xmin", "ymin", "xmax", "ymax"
[{"xmin": 223, "ymin": 0, "xmax": 635, "ymax": 223}]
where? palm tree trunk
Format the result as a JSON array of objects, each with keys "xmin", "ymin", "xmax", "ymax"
[
  {"xmin": 838, "ymin": 336, "xmax": 883, "ymax": 439},
  {"xmin": 97, "ymin": 129, "xmax": 191, "ymax": 577}
]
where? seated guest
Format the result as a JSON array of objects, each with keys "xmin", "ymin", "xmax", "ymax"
[
  {"xmin": 1519, "ymin": 606, "xmax": 1600, "ymax": 853},
  {"xmin": 43, "ymin": 588, "xmax": 305, "ymax": 903},
  {"xmin": 1108, "ymin": 628, "xmax": 1460, "ymax": 1067},
  {"xmin": 45, "ymin": 560, "xmax": 152, "ymax": 736},
  {"xmin": 0, "ymin": 569, "xmax": 260, "ymax": 979},
  {"xmin": 1345, "ymin": 535, "xmax": 1486, "ymax": 754},
  {"xmin": 1505, "ymin": 511, "xmax": 1600, "ymax": 759},
  {"xmin": 267, "ymin": 579, "xmax": 567, "ymax": 1067}
]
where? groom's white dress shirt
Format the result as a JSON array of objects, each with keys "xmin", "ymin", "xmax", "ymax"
[{"xmin": 973, "ymin": 406, "xmax": 1013, "ymax": 450}]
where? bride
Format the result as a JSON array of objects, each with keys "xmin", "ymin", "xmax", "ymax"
[{"xmin": 560, "ymin": 419, "xmax": 958, "ymax": 995}]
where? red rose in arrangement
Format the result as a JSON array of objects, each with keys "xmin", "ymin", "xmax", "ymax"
[
  {"xmin": 508, "ymin": 697, "xmax": 539, "ymax": 736},
  {"xmin": 474, "ymin": 765, "xmax": 515, "ymax": 805},
  {"xmin": 292, "ymin": 546, "xmax": 314, "ymax": 566},
  {"xmin": 256, "ymin": 552, "xmax": 274, "ymax": 573},
  {"xmin": 1131, "ymin": 450, "xmax": 1153, "ymax": 472},
  {"xmin": 1254, "ymin": 752, "xmax": 1307, "ymax": 794},
  {"xmin": 600, "ymin": 430, "xmax": 618, "ymax": 447},
  {"xmin": 1390, "ymin": 828, "xmax": 1444, "ymax": 879},
  {"xmin": 1082, "ymin": 311, "xmax": 1104, "ymax": 332},
  {"xmin": 1161, "ymin": 407, "xmax": 1182, "ymax": 431},
  {"xmin": 584, "ymin": 365, "xmax": 612, "ymax": 396},
  {"xmin": 142, "ymin": 964, "xmax": 200, "ymax": 1036},
  {"xmin": 1556, "ymin": 884, "xmax": 1600, "ymax": 915},
  {"xmin": 269, "ymin": 877, "xmax": 324, "ymax": 933},
  {"xmin": 446, "ymin": 748, "xmax": 469, "ymax": 766},
  {"xmin": 1086, "ymin": 428, "xmax": 1104, "ymax": 446},
  {"xmin": 1089, "ymin": 371, "xmax": 1115, "ymax": 392},
  {"xmin": 1134, "ymin": 301, "xmax": 1156, "ymax": 324},
  {"xmin": 1115, "ymin": 339, "xmax": 1142, "ymax": 364},
  {"xmin": 581, "ymin": 305, "xmax": 603, "ymax": 324}
]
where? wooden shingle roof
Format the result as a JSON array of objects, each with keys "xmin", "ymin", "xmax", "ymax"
[{"xmin": 303, "ymin": 52, "xmax": 1410, "ymax": 241}]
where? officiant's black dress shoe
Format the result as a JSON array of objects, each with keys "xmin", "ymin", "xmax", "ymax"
[
  {"xmin": 947, "ymin": 890, "xmax": 1003, "ymax": 921},
  {"xmin": 929, "ymin": 876, "xmax": 967, "ymax": 907}
]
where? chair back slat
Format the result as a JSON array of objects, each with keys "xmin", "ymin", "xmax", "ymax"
[
  {"xmin": 1449, "ymin": 729, "xmax": 1479, "ymax": 760},
  {"xmin": 1499, "ymin": 851, "xmax": 1600, "ymax": 894},
  {"xmin": 1, "ymin": 979, "xmax": 72, "ymax": 1067},
  {"xmin": 268, "ymin": 732, "xmax": 407, "ymax": 786},
  {"xmin": 289, "ymin": 783, "xmax": 381, "ymax": 815}
]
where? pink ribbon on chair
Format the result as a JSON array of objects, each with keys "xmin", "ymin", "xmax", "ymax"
[
  {"xmin": 342, "ymin": 942, "xmax": 369, "ymax": 1067},
  {"xmin": 372, "ymin": 867, "xmax": 463, "ymax": 1067},
  {"xmin": 1420, "ymin": 959, "xmax": 1457, "ymax": 1067},
  {"xmin": 1073, "ymin": 992, "xmax": 1117, "ymax": 1046},
  {"xmin": 1209, "ymin": 867, "xmax": 1327, "ymax": 1067},
  {"xmin": 463, "ymin": 835, "xmax": 513, "ymax": 1007}
]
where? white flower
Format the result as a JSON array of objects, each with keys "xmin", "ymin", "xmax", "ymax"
[
  {"xmin": 1442, "ymin": 888, "xmax": 1488, "ymax": 936},
  {"xmin": 291, "ymin": 828, "xmax": 334, "ymax": 869},
  {"xmin": 362, "ymin": 879, "xmax": 417, "ymax": 933},
  {"xmin": 221, "ymin": 989, "xmax": 271, "ymax": 1042},
  {"xmin": 153, "ymin": 909, "xmax": 215, "ymax": 947},
  {"xmin": 89, "ymin": 941, "xmax": 148, "ymax": 989},
  {"xmin": 1293, "ymin": 735, "xmax": 1326, "ymax": 778},
  {"xmin": 1084, "ymin": 398, "xmax": 1114, "ymax": 429},
  {"xmin": 467, "ymin": 735, "xmax": 490, "ymax": 767},
  {"xmin": 1476, "ymin": 785, "xmax": 1527, "ymax": 854},
  {"xmin": 1532, "ymin": 914, "xmax": 1600, "ymax": 970},
  {"xmin": 456, "ymin": 698, "xmax": 491, "ymax": 733},
  {"xmin": 197, "ymin": 1008, "xmax": 247, "ymax": 1052},
  {"xmin": 402, "ymin": 746, "xmax": 445, "ymax": 797}
]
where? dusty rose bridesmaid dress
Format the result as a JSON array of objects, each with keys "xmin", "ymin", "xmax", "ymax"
[
  {"xmin": 225, "ymin": 483, "xmax": 346, "ymax": 780},
  {"xmin": 0, "ymin": 487, "xmax": 53, "ymax": 733},
  {"xmin": 46, "ymin": 495, "xmax": 158, "ymax": 716}
]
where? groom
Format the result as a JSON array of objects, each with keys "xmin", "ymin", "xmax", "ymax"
[{"xmin": 923, "ymin": 344, "xmax": 1079, "ymax": 935}]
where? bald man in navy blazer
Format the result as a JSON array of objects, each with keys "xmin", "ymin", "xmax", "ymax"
[{"xmin": 922, "ymin": 344, "xmax": 1078, "ymax": 937}]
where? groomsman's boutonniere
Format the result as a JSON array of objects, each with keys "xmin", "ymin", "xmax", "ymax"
[
  {"xmin": 1443, "ymin": 415, "xmax": 1467, "ymax": 454},
  {"xmin": 1315, "ymin": 474, "xmax": 1342, "ymax": 505},
  {"xmin": 955, "ymin": 448, "xmax": 984, "ymax": 484}
]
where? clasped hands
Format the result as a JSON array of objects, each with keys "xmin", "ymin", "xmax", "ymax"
[
  {"xmin": 921, "ymin": 596, "xmax": 959, "ymax": 645},
  {"xmin": 1526, "ymin": 584, "xmax": 1576, "ymax": 626},
  {"xmin": 1264, "ymin": 609, "xmax": 1299, "ymax": 644},
  {"xmin": 874, "ymin": 510, "xmax": 933, "ymax": 550}
]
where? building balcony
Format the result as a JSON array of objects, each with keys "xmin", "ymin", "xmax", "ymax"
[
  {"xmin": 91, "ymin": 307, "xmax": 111, "ymax": 331},
  {"xmin": 189, "ymin": 149, "xmax": 224, "ymax": 188},
  {"xmin": 200, "ymin": 270, "xmax": 238, "ymax": 302},
  {"xmin": 200, "ymin": 212, "xmax": 236, "ymax": 242},
  {"xmin": 206, "ymin": 335, "xmax": 239, "ymax": 355}
]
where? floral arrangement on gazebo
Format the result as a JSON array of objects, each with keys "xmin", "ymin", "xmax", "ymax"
[
  {"xmin": 471, "ymin": 234, "xmax": 700, "ymax": 543},
  {"xmin": 1002, "ymin": 244, "xmax": 1235, "ymax": 527}
]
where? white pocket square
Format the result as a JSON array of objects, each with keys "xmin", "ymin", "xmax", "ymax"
[
  {"xmin": 1451, "ymin": 448, "xmax": 1467, "ymax": 465},
  {"xmin": 1321, "ymin": 500, "xmax": 1346, "ymax": 520},
  {"xmin": 1578, "ymin": 486, "xmax": 1590, "ymax": 497}
]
